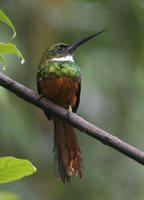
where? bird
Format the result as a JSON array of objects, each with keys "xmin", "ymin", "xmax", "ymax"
[{"xmin": 37, "ymin": 30, "xmax": 105, "ymax": 183}]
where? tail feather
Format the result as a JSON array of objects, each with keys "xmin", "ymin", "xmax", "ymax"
[{"xmin": 54, "ymin": 118, "xmax": 83, "ymax": 183}]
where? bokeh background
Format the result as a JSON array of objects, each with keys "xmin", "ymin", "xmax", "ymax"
[{"xmin": 0, "ymin": 0, "xmax": 144, "ymax": 199}]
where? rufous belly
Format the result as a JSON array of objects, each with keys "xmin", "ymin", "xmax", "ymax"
[{"xmin": 39, "ymin": 76, "xmax": 79, "ymax": 109}]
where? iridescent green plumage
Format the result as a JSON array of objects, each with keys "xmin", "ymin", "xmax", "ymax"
[{"xmin": 38, "ymin": 60, "xmax": 80, "ymax": 79}]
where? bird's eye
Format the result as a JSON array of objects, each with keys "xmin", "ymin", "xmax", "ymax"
[{"xmin": 57, "ymin": 45, "xmax": 66, "ymax": 51}]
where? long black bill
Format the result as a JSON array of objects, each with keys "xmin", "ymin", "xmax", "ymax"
[{"xmin": 67, "ymin": 29, "xmax": 105, "ymax": 53}]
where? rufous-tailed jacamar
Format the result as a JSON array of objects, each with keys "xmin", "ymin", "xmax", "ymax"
[{"xmin": 37, "ymin": 30, "xmax": 105, "ymax": 183}]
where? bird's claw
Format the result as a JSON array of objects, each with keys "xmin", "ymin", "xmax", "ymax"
[
  {"xmin": 37, "ymin": 94, "xmax": 44, "ymax": 102},
  {"xmin": 66, "ymin": 105, "xmax": 72, "ymax": 118}
]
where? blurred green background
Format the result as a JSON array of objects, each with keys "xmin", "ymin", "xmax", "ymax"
[{"xmin": 1, "ymin": 0, "xmax": 144, "ymax": 199}]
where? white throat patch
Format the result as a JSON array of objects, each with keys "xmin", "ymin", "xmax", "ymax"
[{"xmin": 51, "ymin": 55, "xmax": 74, "ymax": 62}]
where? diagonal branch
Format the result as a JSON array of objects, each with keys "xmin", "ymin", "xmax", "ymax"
[{"xmin": 0, "ymin": 72, "xmax": 144, "ymax": 165}]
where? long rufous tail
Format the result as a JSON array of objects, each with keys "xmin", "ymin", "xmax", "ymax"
[{"xmin": 54, "ymin": 117, "xmax": 83, "ymax": 183}]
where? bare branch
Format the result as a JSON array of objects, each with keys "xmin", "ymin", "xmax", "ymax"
[{"xmin": 0, "ymin": 72, "xmax": 144, "ymax": 165}]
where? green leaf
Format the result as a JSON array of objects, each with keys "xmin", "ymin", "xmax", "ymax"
[
  {"xmin": 0, "ymin": 54, "xmax": 7, "ymax": 70},
  {"xmin": 0, "ymin": 43, "xmax": 25, "ymax": 64},
  {"xmin": 0, "ymin": 157, "xmax": 37, "ymax": 183},
  {"xmin": 0, "ymin": 191, "xmax": 21, "ymax": 200},
  {"xmin": 0, "ymin": 9, "xmax": 16, "ymax": 39}
]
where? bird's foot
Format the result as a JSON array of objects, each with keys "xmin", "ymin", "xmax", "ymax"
[
  {"xmin": 36, "ymin": 94, "xmax": 44, "ymax": 102},
  {"xmin": 66, "ymin": 105, "xmax": 72, "ymax": 118}
]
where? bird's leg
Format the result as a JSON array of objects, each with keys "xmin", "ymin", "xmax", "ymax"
[
  {"xmin": 68, "ymin": 105, "xmax": 72, "ymax": 112},
  {"xmin": 36, "ymin": 94, "xmax": 44, "ymax": 102},
  {"xmin": 66, "ymin": 105, "xmax": 72, "ymax": 118}
]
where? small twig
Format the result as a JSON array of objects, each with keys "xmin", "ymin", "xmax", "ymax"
[{"xmin": 0, "ymin": 72, "xmax": 144, "ymax": 165}]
